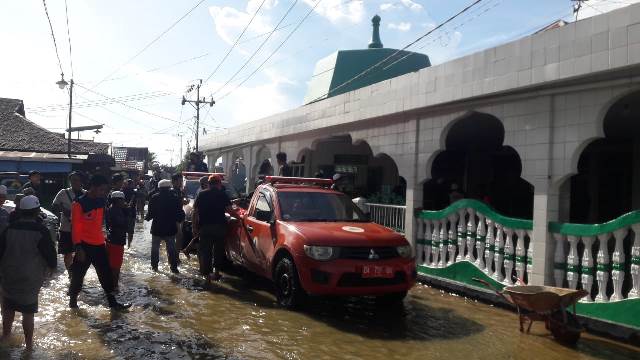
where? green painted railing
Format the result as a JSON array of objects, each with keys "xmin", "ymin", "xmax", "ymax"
[
  {"xmin": 418, "ymin": 199, "xmax": 533, "ymax": 230},
  {"xmin": 549, "ymin": 210, "xmax": 640, "ymax": 302},
  {"xmin": 416, "ymin": 199, "xmax": 534, "ymax": 285},
  {"xmin": 549, "ymin": 210, "xmax": 640, "ymax": 236}
]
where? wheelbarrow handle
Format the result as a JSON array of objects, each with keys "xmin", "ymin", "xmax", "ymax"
[{"xmin": 472, "ymin": 277, "xmax": 511, "ymax": 303}]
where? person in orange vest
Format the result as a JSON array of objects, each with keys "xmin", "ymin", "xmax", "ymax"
[{"xmin": 69, "ymin": 175, "xmax": 130, "ymax": 310}]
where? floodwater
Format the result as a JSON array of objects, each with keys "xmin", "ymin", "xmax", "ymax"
[{"xmin": 0, "ymin": 221, "xmax": 638, "ymax": 359}]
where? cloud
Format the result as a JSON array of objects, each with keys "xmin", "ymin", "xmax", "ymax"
[
  {"xmin": 208, "ymin": 2, "xmax": 273, "ymax": 45},
  {"xmin": 575, "ymin": 0, "xmax": 640, "ymax": 20},
  {"xmin": 400, "ymin": 0, "xmax": 423, "ymax": 12},
  {"xmin": 380, "ymin": 0, "xmax": 423, "ymax": 12},
  {"xmin": 302, "ymin": 0, "xmax": 364, "ymax": 23},
  {"xmin": 388, "ymin": 22, "xmax": 412, "ymax": 32}
]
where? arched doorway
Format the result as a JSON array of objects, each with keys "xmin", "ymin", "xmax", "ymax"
[
  {"xmin": 304, "ymin": 135, "xmax": 401, "ymax": 201},
  {"xmin": 562, "ymin": 91, "xmax": 640, "ymax": 223},
  {"xmin": 423, "ymin": 112, "xmax": 533, "ymax": 218}
]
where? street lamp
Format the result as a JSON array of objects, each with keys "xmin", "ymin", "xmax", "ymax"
[{"xmin": 56, "ymin": 73, "xmax": 73, "ymax": 158}]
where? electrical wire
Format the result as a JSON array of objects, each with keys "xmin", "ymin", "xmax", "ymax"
[
  {"xmin": 64, "ymin": 0, "xmax": 74, "ymax": 78},
  {"xmin": 41, "ymin": 0, "xmax": 65, "ymax": 76},
  {"xmin": 88, "ymin": 0, "xmax": 207, "ymax": 91},
  {"xmin": 28, "ymin": 90, "xmax": 174, "ymax": 113},
  {"xmin": 209, "ymin": 0, "xmax": 300, "ymax": 98},
  {"xmin": 75, "ymin": 82, "xmax": 181, "ymax": 124},
  {"xmin": 218, "ymin": 0, "xmax": 324, "ymax": 100},
  {"xmin": 204, "ymin": 0, "xmax": 269, "ymax": 83},
  {"xmin": 101, "ymin": 53, "xmax": 210, "ymax": 82},
  {"xmin": 382, "ymin": 0, "xmax": 502, "ymax": 70},
  {"xmin": 307, "ymin": 0, "xmax": 486, "ymax": 103}
]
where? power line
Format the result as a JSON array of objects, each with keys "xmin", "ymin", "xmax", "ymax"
[
  {"xmin": 28, "ymin": 90, "xmax": 174, "ymax": 112},
  {"xmin": 219, "ymin": 0, "xmax": 324, "ymax": 100},
  {"xmin": 88, "ymin": 0, "xmax": 207, "ymax": 91},
  {"xmin": 204, "ymin": 0, "xmax": 269, "ymax": 84},
  {"xmin": 209, "ymin": 0, "xmax": 300, "ymax": 98},
  {"xmin": 382, "ymin": 0, "xmax": 502, "ymax": 71},
  {"xmin": 64, "ymin": 0, "xmax": 74, "ymax": 78},
  {"xmin": 41, "ymin": 0, "xmax": 65, "ymax": 76},
  {"xmin": 74, "ymin": 93, "xmax": 162, "ymax": 131},
  {"xmin": 75, "ymin": 82, "xmax": 181, "ymax": 124},
  {"xmin": 308, "ymin": 0, "xmax": 486, "ymax": 103},
  {"xmin": 100, "ymin": 52, "xmax": 210, "ymax": 83}
]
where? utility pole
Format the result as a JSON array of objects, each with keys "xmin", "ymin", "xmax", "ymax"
[
  {"xmin": 56, "ymin": 75, "xmax": 73, "ymax": 158},
  {"xmin": 181, "ymin": 79, "xmax": 214, "ymax": 152}
]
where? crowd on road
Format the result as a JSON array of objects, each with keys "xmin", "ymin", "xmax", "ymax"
[{"xmin": 0, "ymin": 151, "xmax": 241, "ymax": 351}]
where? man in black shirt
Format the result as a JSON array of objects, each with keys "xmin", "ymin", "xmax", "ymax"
[
  {"xmin": 21, "ymin": 171, "xmax": 43, "ymax": 201},
  {"xmin": 276, "ymin": 152, "xmax": 292, "ymax": 177},
  {"xmin": 145, "ymin": 180, "xmax": 185, "ymax": 273},
  {"xmin": 193, "ymin": 174, "xmax": 230, "ymax": 281}
]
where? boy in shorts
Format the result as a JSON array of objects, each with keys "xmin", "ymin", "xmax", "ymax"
[
  {"xmin": 0, "ymin": 195, "xmax": 56, "ymax": 351},
  {"xmin": 106, "ymin": 191, "xmax": 128, "ymax": 290}
]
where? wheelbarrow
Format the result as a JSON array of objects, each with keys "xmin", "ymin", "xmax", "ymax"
[{"xmin": 473, "ymin": 278, "xmax": 588, "ymax": 345}]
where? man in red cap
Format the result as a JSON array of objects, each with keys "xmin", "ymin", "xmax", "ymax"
[{"xmin": 192, "ymin": 174, "xmax": 230, "ymax": 281}]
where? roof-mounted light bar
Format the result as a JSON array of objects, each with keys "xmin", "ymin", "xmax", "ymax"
[
  {"xmin": 182, "ymin": 172, "xmax": 225, "ymax": 180},
  {"xmin": 264, "ymin": 176, "xmax": 333, "ymax": 187}
]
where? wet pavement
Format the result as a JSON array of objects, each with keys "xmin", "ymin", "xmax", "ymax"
[{"xmin": 0, "ymin": 221, "xmax": 638, "ymax": 359}]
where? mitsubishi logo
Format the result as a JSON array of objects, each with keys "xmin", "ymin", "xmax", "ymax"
[{"xmin": 368, "ymin": 249, "xmax": 379, "ymax": 260}]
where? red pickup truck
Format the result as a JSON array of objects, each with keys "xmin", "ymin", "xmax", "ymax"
[{"xmin": 225, "ymin": 176, "xmax": 416, "ymax": 308}]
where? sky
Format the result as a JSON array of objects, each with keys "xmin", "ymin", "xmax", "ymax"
[{"xmin": 0, "ymin": 0, "xmax": 636, "ymax": 165}]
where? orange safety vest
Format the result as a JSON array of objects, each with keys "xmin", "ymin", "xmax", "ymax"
[{"xmin": 71, "ymin": 202, "xmax": 105, "ymax": 246}]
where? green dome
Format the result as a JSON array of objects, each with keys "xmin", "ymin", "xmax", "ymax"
[{"xmin": 304, "ymin": 16, "xmax": 430, "ymax": 104}]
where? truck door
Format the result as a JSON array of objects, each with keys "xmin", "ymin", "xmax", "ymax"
[{"xmin": 242, "ymin": 191, "xmax": 275, "ymax": 276}]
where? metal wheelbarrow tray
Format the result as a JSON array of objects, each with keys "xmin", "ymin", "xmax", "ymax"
[{"xmin": 474, "ymin": 278, "xmax": 588, "ymax": 345}]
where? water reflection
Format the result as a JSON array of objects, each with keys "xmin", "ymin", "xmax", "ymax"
[{"xmin": 0, "ymin": 221, "xmax": 637, "ymax": 359}]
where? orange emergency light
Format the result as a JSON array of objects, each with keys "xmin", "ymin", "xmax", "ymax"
[{"xmin": 264, "ymin": 176, "xmax": 333, "ymax": 187}]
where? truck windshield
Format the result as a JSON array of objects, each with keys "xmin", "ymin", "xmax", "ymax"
[
  {"xmin": 277, "ymin": 191, "xmax": 367, "ymax": 222},
  {"xmin": 184, "ymin": 179, "xmax": 239, "ymax": 200}
]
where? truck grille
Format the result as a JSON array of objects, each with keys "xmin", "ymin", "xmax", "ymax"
[
  {"xmin": 336, "ymin": 272, "xmax": 406, "ymax": 287},
  {"xmin": 339, "ymin": 247, "xmax": 398, "ymax": 260}
]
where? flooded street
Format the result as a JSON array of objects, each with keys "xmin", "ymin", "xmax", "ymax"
[{"xmin": 1, "ymin": 221, "xmax": 637, "ymax": 359}]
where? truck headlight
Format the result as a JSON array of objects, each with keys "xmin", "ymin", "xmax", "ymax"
[
  {"xmin": 396, "ymin": 245, "xmax": 413, "ymax": 258},
  {"xmin": 304, "ymin": 245, "xmax": 339, "ymax": 261}
]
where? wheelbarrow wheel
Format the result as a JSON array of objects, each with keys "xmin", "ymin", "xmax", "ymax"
[{"xmin": 549, "ymin": 310, "xmax": 582, "ymax": 345}]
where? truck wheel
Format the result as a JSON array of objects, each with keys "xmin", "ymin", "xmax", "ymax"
[
  {"xmin": 274, "ymin": 256, "xmax": 306, "ymax": 308},
  {"xmin": 376, "ymin": 291, "xmax": 408, "ymax": 306}
]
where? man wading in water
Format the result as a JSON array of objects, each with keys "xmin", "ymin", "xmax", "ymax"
[
  {"xmin": 69, "ymin": 175, "xmax": 130, "ymax": 310},
  {"xmin": 192, "ymin": 174, "xmax": 231, "ymax": 282},
  {"xmin": 0, "ymin": 195, "xmax": 56, "ymax": 351}
]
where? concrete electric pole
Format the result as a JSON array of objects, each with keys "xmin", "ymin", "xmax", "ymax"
[{"xmin": 181, "ymin": 79, "xmax": 214, "ymax": 152}]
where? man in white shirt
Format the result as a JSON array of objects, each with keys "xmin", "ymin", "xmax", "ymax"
[{"xmin": 52, "ymin": 172, "xmax": 86, "ymax": 273}]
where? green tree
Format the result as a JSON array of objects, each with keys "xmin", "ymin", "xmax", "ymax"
[{"xmin": 146, "ymin": 151, "xmax": 158, "ymax": 169}]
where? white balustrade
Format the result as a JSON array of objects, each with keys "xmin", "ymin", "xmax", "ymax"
[
  {"xmin": 431, "ymin": 220, "xmax": 440, "ymax": 266},
  {"xmin": 611, "ymin": 227, "xmax": 628, "ymax": 301},
  {"xmin": 515, "ymin": 229, "xmax": 527, "ymax": 283},
  {"xmin": 484, "ymin": 218, "xmax": 495, "ymax": 274},
  {"xmin": 466, "ymin": 208, "xmax": 477, "ymax": 262},
  {"xmin": 595, "ymin": 233, "xmax": 611, "ymax": 302},
  {"xmin": 456, "ymin": 208, "xmax": 467, "ymax": 262},
  {"xmin": 424, "ymin": 219, "xmax": 433, "ymax": 266},
  {"xmin": 416, "ymin": 219, "xmax": 424, "ymax": 265},
  {"xmin": 526, "ymin": 230, "xmax": 533, "ymax": 283},
  {"xmin": 630, "ymin": 224, "xmax": 640, "ymax": 298},
  {"xmin": 503, "ymin": 228, "xmax": 515, "ymax": 285},
  {"xmin": 493, "ymin": 224, "xmax": 505, "ymax": 282},
  {"xmin": 553, "ymin": 233, "xmax": 566, "ymax": 288},
  {"xmin": 566, "ymin": 235, "xmax": 580, "ymax": 290},
  {"xmin": 447, "ymin": 214, "xmax": 458, "ymax": 265},
  {"xmin": 438, "ymin": 219, "xmax": 448, "ymax": 268},
  {"xmin": 475, "ymin": 214, "xmax": 487, "ymax": 268},
  {"xmin": 581, "ymin": 236, "xmax": 595, "ymax": 302}
]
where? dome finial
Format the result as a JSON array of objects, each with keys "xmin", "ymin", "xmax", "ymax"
[{"xmin": 368, "ymin": 15, "xmax": 383, "ymax": 49}]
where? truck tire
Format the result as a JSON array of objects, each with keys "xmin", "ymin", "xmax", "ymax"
[{"xmin": 274, "ymin": 256, "xmax": 306, "ymax": 308}]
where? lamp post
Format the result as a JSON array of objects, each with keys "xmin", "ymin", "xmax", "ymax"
[{"xmin": 56, "ymin": 74, "xmax": 73, "ymax": 158}]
